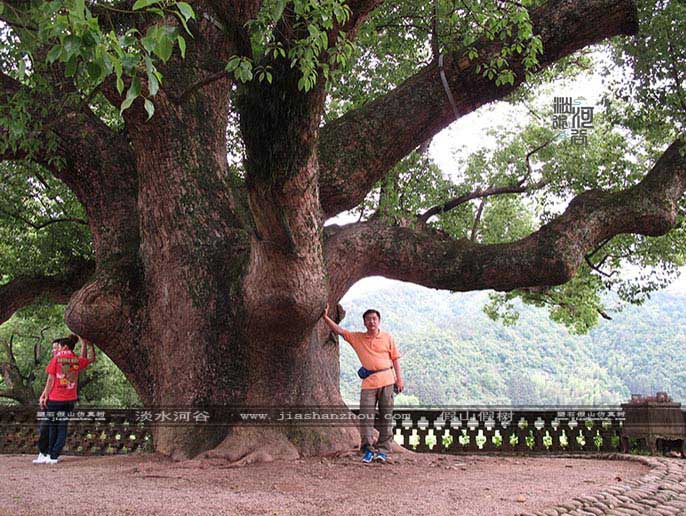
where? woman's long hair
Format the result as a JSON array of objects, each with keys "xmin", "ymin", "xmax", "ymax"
[{"xmin": 52, "ymin": 334, "xmax": 79, "ymax": 351}]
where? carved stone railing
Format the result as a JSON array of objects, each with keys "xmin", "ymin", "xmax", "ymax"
[
  {"xmin": 1, "ymin": 405, "xmax": 683, "ymax": 456},
  {"xmin": 387, "ymin": 407, "xmax": 626, "ymax": 454},
  {"xmin": 0, "ymin": 407, "xmax": 153, "ymax": 455}
]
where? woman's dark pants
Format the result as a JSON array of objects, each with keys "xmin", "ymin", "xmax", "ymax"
[{"xmin": 38, "ymin": 400, "xmax": 75, "ymax": 460}]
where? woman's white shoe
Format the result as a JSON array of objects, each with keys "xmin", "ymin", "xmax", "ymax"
[{"xmin": 32, "ymin": 453, "xmax": 49, "ymax": 464}]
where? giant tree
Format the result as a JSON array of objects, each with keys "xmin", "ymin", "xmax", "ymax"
[{"xmin": 0, "ymin": 0, "xmax": 684, "ymax": 461}]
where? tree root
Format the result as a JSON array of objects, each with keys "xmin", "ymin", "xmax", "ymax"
[{"xmin": 190, "ymin": 426, "xmax": 360, "ymax": 467}]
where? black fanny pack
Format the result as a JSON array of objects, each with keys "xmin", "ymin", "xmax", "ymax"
[{"xmin": 357, "ymin": 366, "xmax": 392, "ymax": 379}]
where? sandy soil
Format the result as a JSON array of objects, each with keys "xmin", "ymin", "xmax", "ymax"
[{"xmin": 0, "ymin": 453, "xmax": 648, "ymax": 516}]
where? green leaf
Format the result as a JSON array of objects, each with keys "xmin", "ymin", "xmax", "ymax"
[
  {"xmin": 73, "ymin": 0, "xmax": 86, "ymax": 20},
  {"xmin": 132, "ymin": 0, "xmax": 159, "ymax": 10},
  {"xmin": 176, "ymin": 2, "xmax": 195, "ymax": 21},
  {"xmin": 141, "ymin": 36, "xmax": 156, "ymax": 54},
  {"xmin": 236, "ymin": 60, "xmax": 253, "ymax": 82},
  {"xmin": 81, "ymin": 31, "xmax": 97, "ymax": 48},
  {"xmin": 120, "ymin": 78, "xmax": 141, "ymax": 114},
  {"xmin": 121, "ymin": 53, "xmax": 139, "ymax": 72},
  {"xmin": 144, "ymin": 99, "xmax": 155, "ymax": 120},
  {"xmin": 63, "ymin": 35, "xmax": 81, "ymax": 58},
  {"xmin": 145, "ymin": 59, "xmax": 159, "ymax": 96},
  {"xmin": 86, "ymin": 61, "xmax": 102, "ymax": 80},
  {"xmin": 100, "ymin": 49, "xmax": 113, "ymax": 75},
  {"xmin": 116, "ymin": 76, "xmax": 125, "ymax": 95},
  {"xmin": 120, "ymin": 95, "xmax": 135, "ymax": 113},
  {"xmin": 154, "ymin": 35, "xmax": 173, "ymax": 62},
  {"xmin": 225, "ymin": 56, "xmax": 241, "ymax": 72},
  {"xmin": 46, "ymin": 45, "xmax": 62, "ymax": 64},
  {"xmin": 129, "ymin": 77, "xmax": 141, "ymax": 97},
  {"xmin": 17, "ymin": 58, "xmax": 26, "ymax": 79},
  {"xmin": 177, "ymin": 36, "xmax": 186, "ymax": 58},
  {"xmin": 272, "ymin": 0, "xmax": 287, "ymax": 21},
  {"xmin": 64, "ymin": 56, "xmax": 78, "ymax": 77},
  {"xmin": 175, "ymin": 11, "xmax": 191, "ymax": 35},
  {"xmin": 112, "ymin": 54, "xmax": 123, "ymax": 78},
  {"xmin": 161, "ymin": 24, "xmax": 178, "ymax": 37},
  {"xmin": 119, "ymin": 31, "xmax": 138, "ymax": 48}
]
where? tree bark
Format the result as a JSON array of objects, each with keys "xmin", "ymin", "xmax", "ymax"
[
  {"xmin": 0, "ymin": 260, "xmax": 94, "ymax": 326},
  {"xmin": 324, "ymin": 140, "xmax": 686, "ymax": 300},
  {"xmin": 0, "ymin": 359, "xmax": 37, "ymax": 405}
]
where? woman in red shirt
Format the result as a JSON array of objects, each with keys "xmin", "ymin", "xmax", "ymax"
[{"xmin": 33, "ymin": 334, "xmax": 96, "ymax": 465}]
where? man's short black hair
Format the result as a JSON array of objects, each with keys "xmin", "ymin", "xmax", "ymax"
[{"xmin": 362, "ymin": 309, "xmax": 381, "ymax": 320}]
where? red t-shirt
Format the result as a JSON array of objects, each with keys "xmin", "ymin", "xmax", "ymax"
[{"xmin": 45, "ymin": 350, "xmax": 90, "ymax": 401}]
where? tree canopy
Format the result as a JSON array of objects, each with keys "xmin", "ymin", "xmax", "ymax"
[{"xmin": 1, "ymin": 0, "xmax": 684, "ymax": 332}]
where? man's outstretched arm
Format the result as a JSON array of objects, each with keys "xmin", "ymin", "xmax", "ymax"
[{"xmin": 322, "ymin": 304, "xmax": 347, "ymax": 337}]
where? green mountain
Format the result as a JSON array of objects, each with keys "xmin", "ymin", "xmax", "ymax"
[{"xmin": 338, "ymin": 281, "xmax": 686, "ymax": 406}]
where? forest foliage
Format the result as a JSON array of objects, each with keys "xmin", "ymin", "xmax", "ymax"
[{"xmin": 339, "ymin": 282, "xmax": 686, "ymax": 406}]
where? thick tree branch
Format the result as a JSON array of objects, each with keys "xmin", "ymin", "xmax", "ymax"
[
  {"xmin": 0, "ymin": 259, "xmax": 95, "ymax": 326},
  {"xmin": 0, "ymin": 335, "xmax": 39, "ymax": 404},
  {"xmin": 0, "ymin": 69, "xmax": 136, "ymax": 194},
  {"xmin": 0, "ymin": 335, "xmax": 36, "ymax": 404},
  {"xmin": 318, "ymin": 0, "xmax": 639, "ymax": 218},
  {"xmin": 325, "ymin": 139, "xmax": 685, "ymax": 301},
  {"xmin": 1, "ymin": 68, "xmax": 141, "ymax": 288},
  {"xmin": 207, "ymin": 1, "xmax": 262, "ymax": 25},
  {"xmin": 206, "ymin": 0, "xmax": 262, "ymax": 56}
]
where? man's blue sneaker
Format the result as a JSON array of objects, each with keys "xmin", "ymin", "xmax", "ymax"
[
  {"xmin": 362, "ymin": 449, "xmax": 375, "ymax": 463},
  {"xmin": 375, "ymin": 452, "xmax": 387, "ymax": 462}
]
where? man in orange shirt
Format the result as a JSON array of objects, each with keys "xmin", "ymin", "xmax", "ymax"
[{"xmin": 323, "ymin": 304, "xmax": 404, "ymax": 463}]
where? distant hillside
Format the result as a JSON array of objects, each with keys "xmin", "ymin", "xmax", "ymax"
[{"xmin": 338, "ymin": 281, "xmax": 686, "ymax": 406}]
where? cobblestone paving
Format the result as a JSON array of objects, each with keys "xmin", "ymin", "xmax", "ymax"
[{"xmin": 518, "ymin": 454, "xmax": 686, "ymax": 516}]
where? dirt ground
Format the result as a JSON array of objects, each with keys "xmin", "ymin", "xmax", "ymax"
[{"xmin": 0, "ymin": 452, "xmax": 648, "ymax": 516}]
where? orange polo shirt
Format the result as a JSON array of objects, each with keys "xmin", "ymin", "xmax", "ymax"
[{"xmin": 340, "ymin": 329, "xmax": 400, "ymax": 390}]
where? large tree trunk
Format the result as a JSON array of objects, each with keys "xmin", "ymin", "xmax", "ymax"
[
  {"xmin": 62, "ymin": 74, "xmax": 359, "ymax": 460},
  {"xmin": 148, "ymin": 324, "xmax": 358, "ymax": 461}
]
